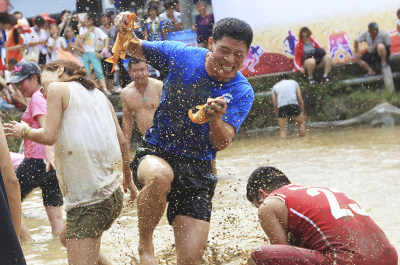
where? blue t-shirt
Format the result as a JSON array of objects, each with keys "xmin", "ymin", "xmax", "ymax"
[{"xmin": 142, "ymin": 41, "xmax": 254, "ymax": 160}]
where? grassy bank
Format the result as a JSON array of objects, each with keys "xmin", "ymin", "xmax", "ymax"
[{"xmin": 240, "ymin": 58, "xmax": 400, "ymax": 132}]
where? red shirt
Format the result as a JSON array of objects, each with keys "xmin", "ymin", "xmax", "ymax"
[
  {"xmin": 6, "ymin": 29, "xmax": 24, "ymax": 62},
  {"xmin": 266, "ymin": 184, "xmax": 397, "ymax": 264},
  {"xmin": 293, "ymin": 37, "xmax": 320, "ymax": 71}
]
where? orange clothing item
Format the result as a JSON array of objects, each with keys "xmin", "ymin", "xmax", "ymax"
[{"xmin": 6, "ymin": 30, "xmax": 24, "ymax": 62}]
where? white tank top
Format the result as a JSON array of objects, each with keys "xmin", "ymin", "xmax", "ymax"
[{"xmin": 54, "ymin": 82, "xmax": 122, "ymax": 211}]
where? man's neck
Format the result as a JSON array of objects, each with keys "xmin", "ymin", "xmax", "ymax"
[{"xmin": 135, "ymin": 79, "xmax": 149, "ymax": 93}]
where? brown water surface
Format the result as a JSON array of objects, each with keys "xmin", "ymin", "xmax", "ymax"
[{"xmin": 21, "ymin": 126, "xmax": 400, "ymax": 264}]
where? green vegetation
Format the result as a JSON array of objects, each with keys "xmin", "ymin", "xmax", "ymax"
[{"xmin": 241, "ymin": 58, "xmax": 400, "ymax": 132}]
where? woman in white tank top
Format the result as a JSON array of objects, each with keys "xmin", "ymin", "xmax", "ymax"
[{"xmin": 4, "ymin": 59, "xmax": 137, "ymax": 265}]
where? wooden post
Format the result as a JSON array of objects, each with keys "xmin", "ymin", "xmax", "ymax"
[{"xmin": 382, "ymin": 65, "xmax": 395, "ymax": 93}]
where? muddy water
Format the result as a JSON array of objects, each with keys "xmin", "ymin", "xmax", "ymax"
[{"xmin": 20, "ymin": 126, "xmax": 400, "ymax": 264}]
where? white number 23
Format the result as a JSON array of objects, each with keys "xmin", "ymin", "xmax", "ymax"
[{"xmin": 306, "ymin": 188, "xmax": 368, "ymax": 220}]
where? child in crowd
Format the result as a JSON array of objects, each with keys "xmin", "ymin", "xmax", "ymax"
[
  {"xmin": 47, "ymin": 23, "xmax": 67, "ymax": 61},
  {"xmin": 64, "ymin": 26, "xmax": 83, "ymax": 62},
  {"xmin": 79, "ymin": 12, "xmax": 111, "ymax": 95}
]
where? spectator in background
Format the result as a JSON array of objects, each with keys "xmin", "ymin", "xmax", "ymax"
[
  {"xmin": 192, "ymin": 1, "xmax": 214, "ymax": 48},
  {"xmin": 6, "ymin": 19, "xmax": 29, "ymax": 62},
  {"xmin": 271, "ymin": 74, "xmax": 306, "ymax": 139},
  {"xmin": 2, "ymin": 58, "xmax": 29, "ymax": 109},
  {"xmin": 0, "ymin": 0, "xmax": 12, "ymax": 13},
  {"xmin": 58, "ymin": 10, "xmax": 76, "ymax": 36},
  {"xmin": 0, "ymin": 12, "xmax": 15, "ymax": 72},
  {"xmin": 64, "ymin": 26, "xmax": 83, "ymax": 61},
  {"xmin": 100, "ymin": 11, "xmax": 117, "ymax": 93},
  {"xmin": 12, "ymin": 11, "xmax": 29, "ymax": 31},
  {"xmin": 353, "ymin": 22, "xmax": 391, "ymax": 77},
  {"xmin": 293, "ymin": 27, "xmax": 332, "ymax": 85},
  {"xmin": 160, "ymin": 0, "xmax": 182, "ymax": 40},
  {"xmin": 24, "ymin": 15, "xmax": 48, "ymax": 66},
  {"xmin": 79, "ymin": 12, "xmax": 110, "ymax": 95},
  {"xmin": 47, "ymin": 23, "xmax": 67, "ymax": 61},
  {"xmin": 143, "ymin": 5, "xmax": 164, "ymax": 41},
  {"xmin": 397, "ymin": 9, "xmax": 400, "ymax": 37},
  {"xmin": 172, "ymin": 0, "xmax": 180, "ymax": 12}
]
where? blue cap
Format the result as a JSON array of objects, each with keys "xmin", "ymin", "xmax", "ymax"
[{"xmin": 7, "ymin": 61, "xmax": 41, "ymax": 84}]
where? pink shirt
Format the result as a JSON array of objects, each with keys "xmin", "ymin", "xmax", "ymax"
[
  {"xmin": 22, "ymin": 90, "xmax": 47, "ymax": 159},
  {"xmin": 10, "ymin": 152, "xmax": 24, "ymax": 170}
]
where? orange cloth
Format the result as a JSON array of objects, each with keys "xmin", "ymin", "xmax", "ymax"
[{"xmin": 6, "ymin": 30, "xmax": 24, "ymax": 62}]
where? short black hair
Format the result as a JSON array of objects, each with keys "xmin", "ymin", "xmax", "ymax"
[
  {"xmin": 368, "ymin": 22, "xmax": 379, "ymax": 30},
  {"xmin": 397, "ymin": 9, "xmax": 400, "ymax": 16},
  {"xmin": 164, "ymin": 0, "xmax": 176, "ymax": 9},
  {"xmin": 61, "ymin": 10, "xmax": 71, "ymax": 16},
  {"xmin": 212, "ymin": 17, "xmax": 253, "ymax": 48},
  {"xmin": 128, "ymin": 57, "xmax": 146, "ymax": 69},
  {"xmin": 34, "ymin": 15, "xmax": 45, "ymax": 27},
  {"xmin": 0, "ymin": 12, "xmax": 14, "ymax": 25},
  {"xmin": 246, "ymin": 166, "xmax": 291, "ymax": 203},
  {"xmin": 278, "ymin": 73, "xmax": 289, "ymax": 81},
  {"xmin": 148, "ymin": 4, "xmax": 158, "ymax": 13}
]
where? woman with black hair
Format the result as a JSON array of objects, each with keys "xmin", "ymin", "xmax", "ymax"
[{"xmin": 6, "ymin": 22, "xmax": 28, "ymax": 62}]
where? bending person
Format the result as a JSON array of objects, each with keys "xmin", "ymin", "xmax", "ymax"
[
  {"xmin": 246, "ymin": 166, "xmax": 398, "ymax": 265},
  {"xmin": 7, "ymin": 61, "xmax": 64, "ymax": 241},
  {"xmin": 5, "ymin": 59, "xmax": 137, "ymax": 265},
  {"xmin": 271, "ymin": 74, "xmax": 306, "ymax": 139}
]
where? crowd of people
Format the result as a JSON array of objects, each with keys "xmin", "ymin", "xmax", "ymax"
[
  {"xmin": 0, "ymin": 1, "xmax": 398, "ymax": 265},
  {"xmin": 0, "ymin": 0, "xmax": 214, "ymax": 105}
]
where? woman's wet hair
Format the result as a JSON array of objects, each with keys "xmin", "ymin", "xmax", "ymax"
[
  {"xmin": 212, "ymin": 17, "xmax": 253, "ymax": 49},
  {"xmin": 299, "ymin": 27, "xmax": 312, "ymax": 39},
  {"xmin": 246, "ymin": 166, "xmax": 291, "ymax": 203},
  {"xmin": 43, "ymin": 60, "xmax": 96, "ymax": 90}
]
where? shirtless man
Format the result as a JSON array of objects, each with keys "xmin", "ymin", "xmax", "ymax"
[{"xmin": 120, "ymin": 57, "xmax": 163, "ymax": 151}]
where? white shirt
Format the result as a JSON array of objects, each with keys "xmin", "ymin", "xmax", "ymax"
[
  {"xmin": 272, "ymin": 79, "xmax": 299, "ymax": 108},
  {"xmin": 54, "ymin": 82, "xmax": 122, "ymax": 211},
  {"xmin": 79, "ymin": 27, "xmax": 108, "ymax": 53},
  {"xmin": 24, "ymin": 26, "xmax": 48, "ymax": 56},
  {"xmin": 47, "ymin": 36, "xmax": 67, "ymax": 61},
  {"xmin": 159, "ymin": 11, "xmax": 182, "ymax": 31},
  {"xmin": 355, "ymin": 30, "xmax": 391, "ymax": 52}
]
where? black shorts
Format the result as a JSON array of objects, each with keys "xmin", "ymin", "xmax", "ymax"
[
  {"xmin": 130, "ymin": 141, "xmax": 218, "ymax": 224},
  {"xmin": 361, "ymin": 46, "xmax": 391, "ymax": 64},
  {"xmin": 303, "ymin": 47, "xmax": 326, "ymax": 65},
  {"xmin": 102, "ymin": 58, "xmax": 114, "ymax": 80},
  {"xmin": 278, "ymin": 104, "xmax": 301, "ymax": 118},
  {"xmin": 15, "ymin": 158, "xmax": 63, "ymax": 207}
]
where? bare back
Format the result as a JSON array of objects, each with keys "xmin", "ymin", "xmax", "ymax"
[{"xmin": 121, "ymin": 77, "xmax": 163, "ymax": 136}]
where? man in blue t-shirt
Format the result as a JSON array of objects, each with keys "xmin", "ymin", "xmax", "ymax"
[{"xmin": 115, "ymin": 13, "xmax": 254, "ymax": 264}]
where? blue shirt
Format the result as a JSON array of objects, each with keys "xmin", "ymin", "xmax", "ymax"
[{"xmin": 142, "ymin": 41, "xmax": 254, "ymax": 160}]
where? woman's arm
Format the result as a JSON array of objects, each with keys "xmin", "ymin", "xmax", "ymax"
[
  {"xmin": 4, "ymin": 83, "xmax": 67, "ymax": 145},
  {"xmin": 36, "ymin": 115, "xmax": 56, "ymax": 172},
  {"xmin": 0, "ymin": 123, "xmax": 21, "ymax": 236}
]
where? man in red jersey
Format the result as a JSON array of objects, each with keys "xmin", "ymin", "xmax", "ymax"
[{"xmin": 246, "ymin": 166, "xmax": 398, "ymax": 265}]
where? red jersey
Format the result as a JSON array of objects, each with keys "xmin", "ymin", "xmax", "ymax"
[{"xmin": 265, "ymin": 184, "xmax": 397, "ymax": 264}]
